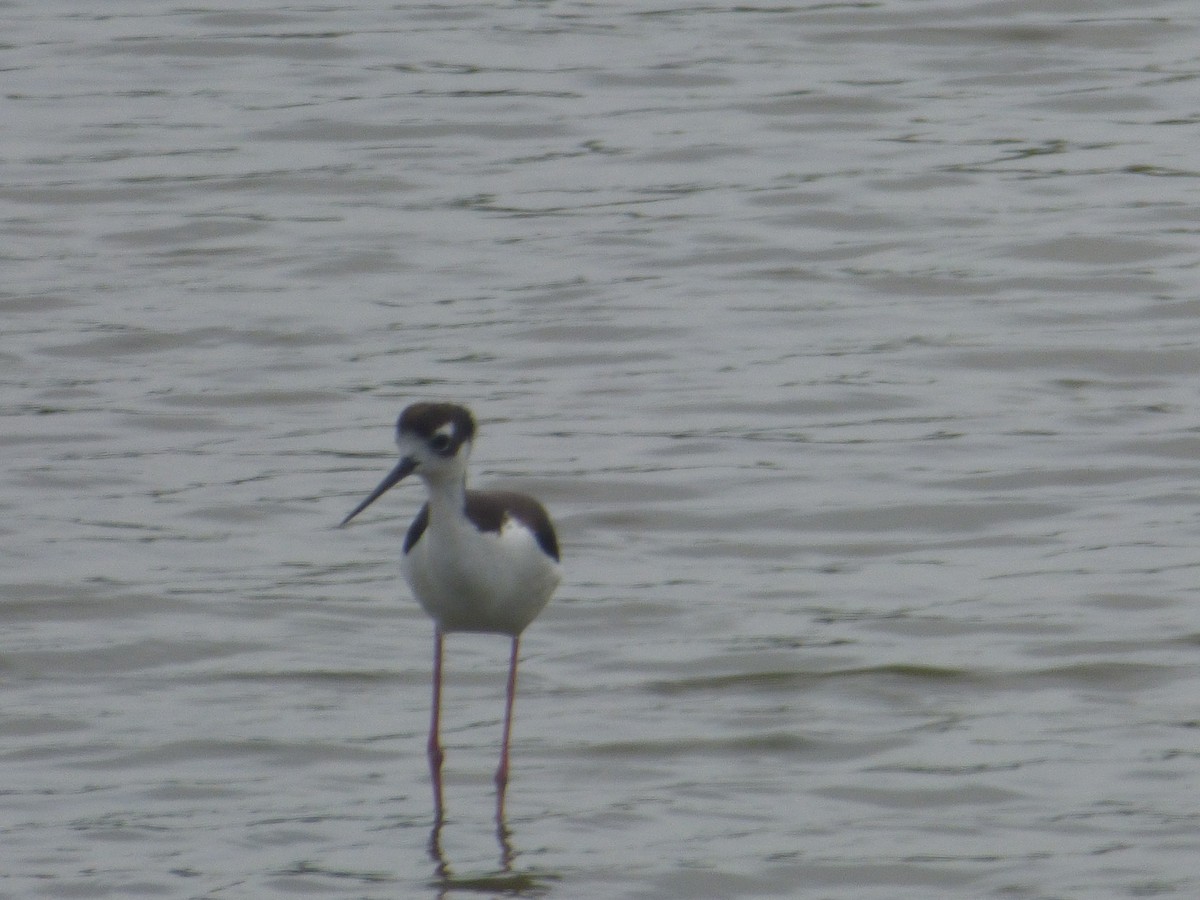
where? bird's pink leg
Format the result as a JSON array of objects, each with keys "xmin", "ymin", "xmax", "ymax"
[
  {"xmin": 494, "ymin": 635, "xmax": 520, "ymax": 823},
  {"xmin": 428, "ymin": 628, "xmax": 446, "ymax": 824}
]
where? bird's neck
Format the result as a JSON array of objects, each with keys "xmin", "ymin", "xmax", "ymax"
[{"xmin": 423, "ymin": 474, "xmax": 468, "ymax": 515}]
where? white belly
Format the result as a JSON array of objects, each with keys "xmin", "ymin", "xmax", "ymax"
[{"xmin": 402, "ymin": 514, "xmax": 560, "ymax": 635}]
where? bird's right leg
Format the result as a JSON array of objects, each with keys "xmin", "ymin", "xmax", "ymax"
[{"xmin": 428, "ymin": 628, "xmax": 446, "ymax": 823}]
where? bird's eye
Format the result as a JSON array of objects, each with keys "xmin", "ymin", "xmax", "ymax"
[{"xmin": 429, "ymin": 433, "xmax": 452, "ymax": 453}]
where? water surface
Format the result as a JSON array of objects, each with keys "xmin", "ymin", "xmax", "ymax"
[{"xmin": 4, "ymin": 1, "xmax": 1199, "ymax": 898}]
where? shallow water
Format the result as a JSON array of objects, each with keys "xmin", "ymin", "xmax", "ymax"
[{"xmin": 4, "ymin": 1, "xmax": 1200, "ymax": 898}]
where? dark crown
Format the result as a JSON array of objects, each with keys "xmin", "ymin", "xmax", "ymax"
[{"xmin": 397, "ymin": 403, "xmax": 476, "ymax": 453}]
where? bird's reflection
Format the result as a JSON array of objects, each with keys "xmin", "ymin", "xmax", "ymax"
[
  {"xmin": 426, "ymin": 791, "xmax": 532, "ymax": 897},
  {"xmin": 427, "ymin": 815, "xmax": 451, "ymax": 886},
  {"xmin": 496, "ymin": 814, "xmax": 516, "ymax": 874}
]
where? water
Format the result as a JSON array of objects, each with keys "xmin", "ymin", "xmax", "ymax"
[{"xmin": 4, "ymin": 1, "xmax": 1199, "ymax": 897}]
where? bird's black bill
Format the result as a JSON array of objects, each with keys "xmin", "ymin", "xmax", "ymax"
[{"xmin": 339, "ymin": 457, "xmax": 417, "ymax": 527}]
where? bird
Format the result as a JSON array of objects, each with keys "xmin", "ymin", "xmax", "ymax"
[{"xmin": 339, "ymin": 402, "xmax": 561, "ymax": 824}]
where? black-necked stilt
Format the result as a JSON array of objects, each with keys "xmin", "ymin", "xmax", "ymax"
[{"xmin": 339, "ymin": 402, "xmax": 561, "ymax": 822}]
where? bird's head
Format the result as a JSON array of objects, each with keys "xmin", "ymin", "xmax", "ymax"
[{"xmin": 339, "ymin": 402, "xmax": 476, "ymax": 526}]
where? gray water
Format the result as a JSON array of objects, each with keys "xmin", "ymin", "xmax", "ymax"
[{"xmin": 4, "ymin": 1, "xmax": 1199, "ymax": 897}]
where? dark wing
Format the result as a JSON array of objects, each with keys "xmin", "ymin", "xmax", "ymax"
[
  {"xmin": 403, "ymin": 502, "xmax": 430, "ymax": 553},
  {"xmin": 465, "ymin": 490, "xmax": 560, "ymax": 562}
]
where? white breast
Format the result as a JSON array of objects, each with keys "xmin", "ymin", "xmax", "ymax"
[{"xmin": 402, "ymin": 511, "xmax": 560, "ymax": 635}]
